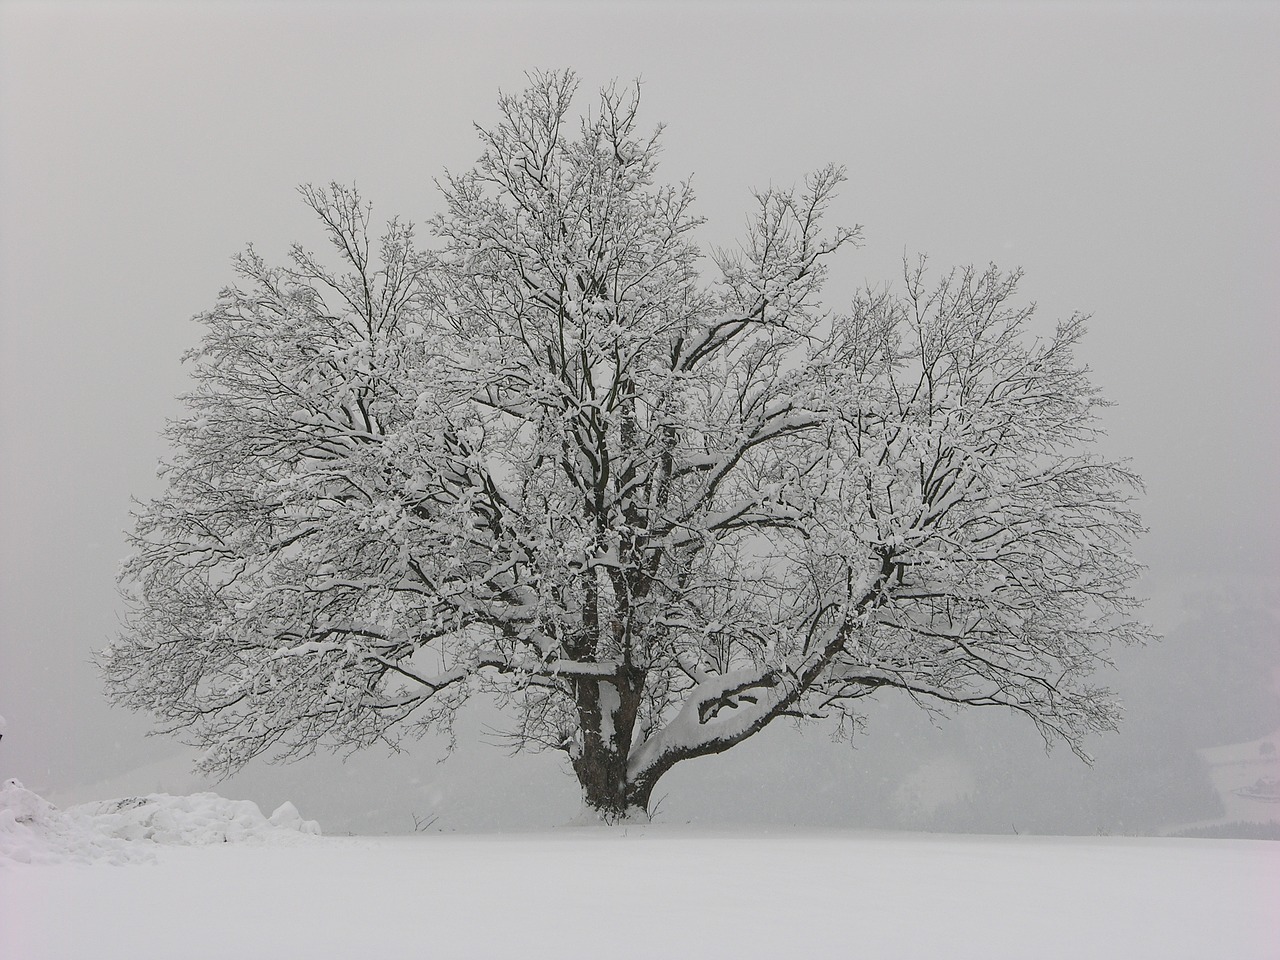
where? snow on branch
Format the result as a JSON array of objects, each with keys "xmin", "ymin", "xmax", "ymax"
[{"xmin": 106, "ymin": 72, "xmax": 1153, "ymax": 818}]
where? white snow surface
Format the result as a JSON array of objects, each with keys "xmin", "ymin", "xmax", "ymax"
[
  {"xmin": 0, "ymin": 780, "xmax": 319, "ymax": 866},
  {"xmin": 1, "ymin": 819, "xmax": 1275, "ymax": 959}
]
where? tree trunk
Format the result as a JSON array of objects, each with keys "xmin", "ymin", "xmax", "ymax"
[{"xmin": 571, "ymin": 670, "xmax": 647, "ymax": 822}]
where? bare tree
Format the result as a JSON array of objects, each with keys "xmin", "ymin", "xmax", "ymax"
[{"xmin": 104, "ymin": 71, "xmax": 1152, "ymax": 821}]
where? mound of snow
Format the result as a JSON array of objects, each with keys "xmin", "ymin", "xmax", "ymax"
[
  {"xmin": 0, "ymin": 780, "xmax": 320, "ymax": 866},
  {"xmin": 0, "ymin": 779, "xmax": 144, "ymax": 866},
  {"xmin": 73, "ymin": 793, "xmax": 322, "ymax": 846}
]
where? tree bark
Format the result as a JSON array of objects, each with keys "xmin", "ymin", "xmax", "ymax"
[{"xmin": 571, "ymin": 669, "xmax": 646, "ymax": 821}]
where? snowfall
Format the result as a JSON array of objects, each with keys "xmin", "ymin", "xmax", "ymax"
[{"xmin": 2, "ymin": 779, "xmax": 1276, "ymax": 959}]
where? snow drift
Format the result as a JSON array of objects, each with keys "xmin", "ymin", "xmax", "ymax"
[{"xmin": 0, "ymin": 779, "xmax": 319, "ymax": 866}]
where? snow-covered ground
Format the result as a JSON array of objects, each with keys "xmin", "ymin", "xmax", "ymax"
[{"xmin": 1, "ymin": 786, "xmax": 1275, "ymax": 960}]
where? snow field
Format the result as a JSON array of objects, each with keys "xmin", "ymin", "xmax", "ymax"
[{"xmin": 3, "ymin": 828, "xmax": 1275, "ymax": 959}]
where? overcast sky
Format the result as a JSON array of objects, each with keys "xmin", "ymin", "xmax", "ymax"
[{"xmin": 1, "ymin": 0, "xmax": 1277, "ymax": 808}]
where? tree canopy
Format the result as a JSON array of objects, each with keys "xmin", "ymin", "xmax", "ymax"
[{"xmin": 104, "ymin": 71, "xmax": 1152, "ymax": 820}]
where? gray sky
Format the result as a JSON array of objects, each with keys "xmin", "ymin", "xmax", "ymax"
[{"xmin": 1, "ymin": 0, "xmax": 1277, "ymax": 815}]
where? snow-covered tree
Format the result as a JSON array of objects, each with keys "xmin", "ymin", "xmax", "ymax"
[{"xmin": 104, "ymin": 72, "xmax": 1152, "ymax": 821}]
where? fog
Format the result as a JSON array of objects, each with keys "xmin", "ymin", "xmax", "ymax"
[{"xmin": 1, "ymin": 1, "xmax": 1276, "ymax": 836}]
